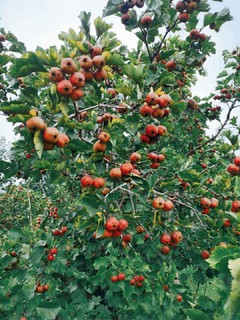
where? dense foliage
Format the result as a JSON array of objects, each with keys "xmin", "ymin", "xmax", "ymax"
[{"xmin": 0, "ymin": 0, "xmax": 240, "ymax": 319}]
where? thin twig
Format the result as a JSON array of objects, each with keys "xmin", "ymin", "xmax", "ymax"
[{"xmin": 187, "ymin": 100, "xmax": 237, "ymax": 156}]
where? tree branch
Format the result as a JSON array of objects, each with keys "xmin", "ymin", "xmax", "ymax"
[{"xmin": 187, "ymin": 100, "xmax": 237, "ymax": 156}]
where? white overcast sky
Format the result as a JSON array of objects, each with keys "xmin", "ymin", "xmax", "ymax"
[{"xmin": 0, "ymin": 0, "xmax": 239, "ymax": 142}]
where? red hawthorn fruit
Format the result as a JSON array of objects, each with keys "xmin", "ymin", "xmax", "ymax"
[
  {"xmin": 161, "ymin": 246, "xmax": 171, "ymax": 255},
  {"xmin": 105, "ymin": 217, "xmax": 119, "ymax": 231},
  {"xmin": 118, "ymin": 273, "xmax": 126, "ymax": 281},
  {"xmin": 160, "ymin": 233, "xmax": 171, "ymax": 245},
  {"xmin": 118, "ymin": 219, "xmax": 129, "ymax": 231},
  {"xmin": 171, "ymin": 230, "xmax": 183, "ymax": 243},
  {"xmin": 201, "ymin": 250, "xmax": 210, "ymax": 259},
  {"xmin": 111, "ymin": 275, "xmax": 119, "ymax": 282},
  {"xmin": 176, "ymin": 294, "xmax": 183, "ymax": 302}
]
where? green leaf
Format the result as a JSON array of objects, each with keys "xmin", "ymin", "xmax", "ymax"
[
  {"xmin": 185, "ymin": 309, "xmax": 209, "ymax": 320},
  {"xmin": 123, "ymin": 64, "xmax": 144, "ymax": 85},
  {"xmin": 33, "ymin": 130, "xmax": 44, "ymax": 159},
  {"xmin": 10, "ymin": 52, "xmax": 47, "ymax": 77},
  {"xmin": 36, "ymin": 301, "xmax": 61, "ymax": 319},
  {"xmin": 94, "ymin": 17, "xmax": 112, "ymax": 38},
  {"xmin": 0, "ymin": 102, "xmax": 30, "ymax": 115},
  {"xmin": 235, "ymin": 177, "xmax": 240, "ymax": 197}
]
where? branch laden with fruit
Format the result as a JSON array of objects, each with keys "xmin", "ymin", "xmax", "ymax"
[{"xmin": 0, "ymin": 0, "xmax": 240, "ymax": 319}]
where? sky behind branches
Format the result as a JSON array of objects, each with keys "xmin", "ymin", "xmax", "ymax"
[{"xmin": 0, "ymin": 0, "xmax": 239, "ymax": 141}]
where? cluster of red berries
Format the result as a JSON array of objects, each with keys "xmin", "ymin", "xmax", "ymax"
[
  {"xmin": 189, "ymin": 28, "xmax": 207, "ymax": 42},
  {"xmin": 160, "ymin": 231, "xmax": 183, "ymax": 255},
  {"xmin": 35, "ymin": 283, "xmax": 49, "ymax": 293},
  {"xmin": 48, "ymin": 45, "xmax": 107, "ymax": 100},
  {"xmin": 49, "ymin": 206, "xmax": 59, "ymax": 219},
  {"xmin": 152, "ymin": 196, "xmax": 174, "ymax": 211},
  {"xmin": 140, "ymin": 93, "xmax": 172, "ymax": 118},
  {"xmin": 121, "ymin": 233, "xmax": 132, "ymax": 248},
  {"xmin": 140, "ymin": 124, "xmax": 167, "ymax": 144},
  {"xmin": 176, "ymin": 1, "xmax": 199, "ymax": 23},
  {"xmin": 94, "ymin": 217, "xmax": 129, "ymax": 239},
  {"xmin": 110, "ymin": 273, "xmax": 126, "ymax": 282},
  {"xmin": 119, "ymin": 0, "xmax": 145, "ymax": 26},
  {"xmin": 200, "ymin": 197, "xmax": 218, "ymax": 214},
  {"xmin": 227, "ymin": 156, "xmax": 240, "ymax": 176},
  {"xmin": 213, "ymin": 87, "xmax": 238, "ymax": 101},
  {"xmin": 47, "ymin": 247, "xmax": 58, "ymax": 261},
  {"xmin": 93, "ymin": 131, "xmax": 111, "ymax": 153},
  {"xmin": 81, "ymin": 175, "xmax": 106, "ymax": 189},
  {"xmin": 26, "ymin": 116, "xmax": 69, "ymax": 150},
  {"xmin": 52, "ymin": 226, "xmax": 68, "ymax": 236},
  {"xmin": 110, "ymin": 162, "xmax": 140, "ymax": 179},
  {"xmin": 147, "ymin": 152, "xmax": 165, "ymax": 169},
  {"xmin": 35, "ymin": 215, "xmax": 42, "ymax": 228},
  {"xmin": 129, "ymin": 275, "xmax": 145, "ymax": 287}
]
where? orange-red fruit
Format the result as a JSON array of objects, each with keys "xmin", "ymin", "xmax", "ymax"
[
  {"xmin": 122, "ymin": 234, "xmax": 132, "ymax": 243},
  {"xmin": 60, "ymin": 58, "xmax": 77, "ymax": 74},
  {"xmin": 163, "ymin": 199, "xmax": 174, "ymax": 211},
  {"xmin": 136, "ymin": 225, "xmax": 145, "ymax": 233},
  {"xmin": 120, "ymin": 162, "xmax": 134, "ymax": 176},
  {"xmin": 94, "ymin": 69, "xmax": 107, "ymax": 82},
  {"xmin": 152, "ymin": 107, "xmax": 165, "ymax": 118},
  {"xmin": 102, "ymin": 229, "xmax": 113, "ymax": 238},
  {"xmin": 171, "ymin": 230, "xmax": 183, "ymax": 243},
  {"xmin": 130, "ymin": 278, "xmax": 136, "ymax": 286},
  {"xmin": 161, "ymin": 246, "xmax": 170, "ymax": 255},
  {"xmin": 81, "ymin": 175, "xmax": 93, "ymax": 188},
  {"xmin": 92, "ymin": 55, "xmax": 105, "ymax": 70},
  {"xmin": 157, "ymin": 154, "xmax": 165, "ymax": 162},
  {"xmin": 79, "ymin": 55, "xmax": 93, "ymax": 69},
  {"xmin": 112, "ymin": 229, "xmax": 122, "ymax": 237},
  {"xmin": 57, "ymin": 79, "xmax": 73, "ymax": 96},
  {"xmin": 130, "ymin": 152, "xmax": 141, "ymax": 163},
  {"xmin": 176, "ymin": 294, "xmax": 183, "ymax": 302},
  {"xmin": 111, "ymin": 275, "xmax": 119, "ymax": 282},
  {"xmin": 200, "ymin": 197, "xmax": 211, "ymax": 208},
  {"xmin": 70, "ymin": 88, "xmax": 84, "ymax": 101},
  {"xmin": 201, "ymin": 250, "xmax": 210, "ymax": 259},
  {"xmin": 145, "ymin": 125, "xmax": 158, "ymax": 138},
  {"xmin": 140, "ymin": 15, "xmax": 152, "ymax": 29},
  {"xmin": 140, "ymin": 105, "xmax": 153, "ymax": 116},
  {"xmin": 202, "ymin": 208, "xmax": 210, "ymax": 215},
  {"xmin": 158, "ymin": 94, "xmax": 171, "ymax": 108},
  {"xmin": 48, "ymin": 67, "xmax": 65, "ymax": 82},
  {"xmin": 98, "ymin": 131, "xmax": 110, "ymax": 143},
  {"xmin": 26, "ymin": 116, "xmax": 46, "ymax": 133},
  {"xmin": 152, "ymin": 197, "xmax": 166, "ymax": 209},
  {"xmin": 79, "ymin": 68, "xmax": 94, "ymax": 81},
  {"xmin": 43, "ymin": 127, "xmax": 59, "ymax": 143},
  {"xmin": 70, "ymin": 72, "xmax": 85, "ymax": 87},
  {"xmin": 118, "ymin": 219, "xmax": 129, "ymax": 231},
  {"xmin": 150, "ymin": 162, "xmax": 160, "ymax": 169},
  {"xmin": 118, "ymin": 273, "xmax": 126, "ymax": 281},
  {"xmin": 160, "ymin": 233, "xmax": 171, "ymax": 245},
  {"xmin": 210, "ymin": 198, "xmax": 219, "ymax": 209},
  {"xmin": 36, "ymin": 286, "xmax": 44, "ymax": 293},
  {"xmin": 148, "ymin": 152, "xmax": 158, "ymax": 161},
  {"xmin": 90, "ymin": 45, "xmax": 103, "ymax": 58},
  {"xmin": 56, "ymin": 133, "xmax": 70, "ymax": 148},
  {"xmin": 158, "ymin": 125, "xmax": 167, "ymax": 136},
  {"xmin": 107, "ymin": 88, "xmax": 118, "ymax": 98},
  {"xmin": 93, "ymin": 177, "xmax": 106, "ymax": 189},
  {"xmin": 227, "ymin": 164, "xmax": 240, "ymax": 175},
  {"xmin": 106, "ymin": 217, "xmax": 119, "ymax": 231},
  {"xmin": 231, "ymin": 200, "xmax": 240, "ymax": 212},
  {"xmin": 166, "ymin": 60, "xmax": 176, "ymax": 71},
  {"xmin": 93, "ymin": 140, "xmax": 107, "ymax": 152},
  {"xmin": 110, "ymin": 167, "xmax": 122, "ymax": 179},
  {"xmin": 233, "ymin": 156, "xmax": 240, "ymax": 166},
  {"xmin": 145, "ymin": 92, "xmax": 159, "ymax": 106},
  {"xmin": 189, "ymin": 29, "xmax": 200, "ymax": 40},
  {"xmin": 140, "ymin": 134, "xmax": 150, "ymax": 143},
  {"xmin": 175, "ymin": 1, "xmax": 186, "ymax": 12},
  {"xmin": 223, "ymin": 219, "xmax": 231, "ymax": 228},
  {"xmin": 178, "ymin": 12, "xmax": 190, "ymax": 23}
]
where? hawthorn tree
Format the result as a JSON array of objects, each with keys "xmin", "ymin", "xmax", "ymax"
[{"xmin": 0, "ymin": 0, "xmax": 240, "ymax": 319}]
